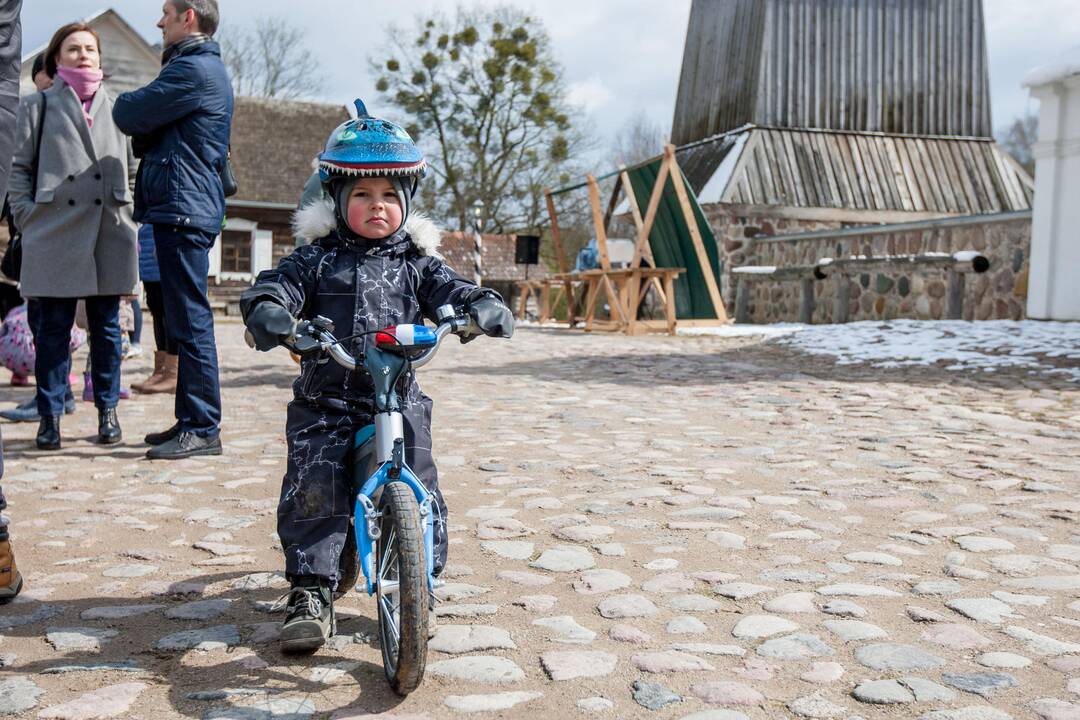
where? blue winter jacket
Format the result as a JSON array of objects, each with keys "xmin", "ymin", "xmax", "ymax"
[
  {"xmin": 137, "ymin": 224, "xmax": 159, "ymax": 283},
  {"xmin": 112, "ymin": 41, "xmax": 233, "ymax": 235}
]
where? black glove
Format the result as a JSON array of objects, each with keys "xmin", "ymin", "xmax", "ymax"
[
  {"xmin": 245, "ymin": 301, "xmax": 295, "ymax": 351},
  {"xmin": 467, "ymin": 291, "xmax": 514, "ymax": 340}
]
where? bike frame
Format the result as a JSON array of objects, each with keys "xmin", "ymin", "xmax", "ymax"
[{"xmin": 282, "ymin": 306, "xmax": 471, "ymax": 599}]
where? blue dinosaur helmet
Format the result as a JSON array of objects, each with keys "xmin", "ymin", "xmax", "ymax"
[{"xmin": 318, "ymin": 99, "xmax": 426, "ymax": 189}]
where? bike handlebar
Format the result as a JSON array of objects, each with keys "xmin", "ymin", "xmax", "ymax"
[{"xmin": 244, "ymin": 304, "xmax": 479, "ymax": 373}]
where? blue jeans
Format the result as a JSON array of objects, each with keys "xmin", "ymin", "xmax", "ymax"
[
  {"xmin": 35, "ymin": 296, "xmax": 121, "ymax": 416},
  {"xmin": 26, "ymin": 300, "xmax": 75, "ymax": 405},
  {"xmin": 153, "ymin": 225, "xmax": 221, "ymax": 438}
]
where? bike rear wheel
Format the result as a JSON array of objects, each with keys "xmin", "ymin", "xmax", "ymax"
[{"xmin": 375, "ymin": 481, "xmax": 429, "ymax": 695}]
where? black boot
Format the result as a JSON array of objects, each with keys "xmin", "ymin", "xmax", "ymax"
[
  {"xmin": 97, "ymin": 407, "xmax": 122, "ymax": 445},
  {"xmin": 35, "ymin": 415, "xmax": 61, "ymax": 451},
  {"xmin": 144, "ymin": 421, "xmax": 181, "ymax": 446},
  {"xmin": 277, "ymin": 576, "xmax": 334, "ymax": 654}
]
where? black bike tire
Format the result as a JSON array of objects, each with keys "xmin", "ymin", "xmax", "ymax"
[{"xmin": 376, "ymin": 481, "xmax": 428, "ymax": 695}]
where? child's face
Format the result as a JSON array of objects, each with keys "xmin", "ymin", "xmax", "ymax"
[{"xmin": 346, "ymin": 177, "xmax": 403, "ymax": 240}]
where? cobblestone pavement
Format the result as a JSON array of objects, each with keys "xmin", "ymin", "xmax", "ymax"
[{"xmin": 0, "ymin": 321, "xmax": 1078, "ymax": 719}]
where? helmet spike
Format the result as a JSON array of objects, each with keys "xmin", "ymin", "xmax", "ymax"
[{"xmin": 354, "ymin": 98, "xmax": 370, "ymax": 118}]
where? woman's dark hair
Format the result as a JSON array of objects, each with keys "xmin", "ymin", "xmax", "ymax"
[{"xmin": 43, "ymin": 22, "xmax": 101, "ymax": 78}]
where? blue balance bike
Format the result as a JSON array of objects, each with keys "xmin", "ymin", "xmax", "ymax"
[{"xmin": 256, "ymin": 305, "xmax": 479, "ymax": 695}]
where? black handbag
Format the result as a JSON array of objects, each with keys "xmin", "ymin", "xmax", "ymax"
[
  {"xmin": 221, "ymin": 146, "xmax": 238, "ymax": 198},
  {"xmin": 0, "ymin": 200, "xmax": 20, "ymax": 282}
]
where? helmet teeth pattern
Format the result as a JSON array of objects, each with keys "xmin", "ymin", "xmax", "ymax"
[{"xmin": 318, "ymin": 160, "xmax": 427, "ymax": 179}]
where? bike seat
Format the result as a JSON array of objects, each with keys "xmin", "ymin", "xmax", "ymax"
[{"xmin": 375, "ymin": 324, "xmax": 437, "ymax": 358}]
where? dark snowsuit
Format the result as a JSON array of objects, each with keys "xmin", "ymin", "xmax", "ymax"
[{"xmin": 241, "ymin": 217, "xmax": 479, "ymax": 584}]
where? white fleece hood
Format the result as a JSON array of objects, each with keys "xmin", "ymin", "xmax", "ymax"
[{"xmin": 291, "ymin": 196, "xmax": 443, "ymax": 257}]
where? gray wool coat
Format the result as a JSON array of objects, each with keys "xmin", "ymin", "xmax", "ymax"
[{"xmin": 8, "ymin": 78, "xmax": 138, "ymax": 298}]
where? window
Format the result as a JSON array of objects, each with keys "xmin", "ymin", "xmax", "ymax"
[{"xmin": 220, "ymin": 230, "xmax": 251, "ymax": 273}]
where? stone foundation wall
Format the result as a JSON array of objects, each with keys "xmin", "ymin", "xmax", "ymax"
[
  {"xmin": 703, "ymin": 209, "xmax": 846, "ymax": 311},
  {"xmin": 704, "ymin": 206, "xmax": 1031, "ymax": 324}
]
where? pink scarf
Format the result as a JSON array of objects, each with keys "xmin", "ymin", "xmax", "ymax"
[{"xmin": 55, "ymin": 66, "xmax": 103, "ymax": 128}]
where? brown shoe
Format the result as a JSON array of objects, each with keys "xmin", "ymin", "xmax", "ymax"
[
  {"xmin": 132, "ymin": 351, "xmax": 166, "ymax": 393},
  {"xmin": 0, "ymin": 530, "xmax": 23, "ymax": 604},
  {"xmin": 140, "ymin": 352, "xmax": 178, "ymax": 394}
]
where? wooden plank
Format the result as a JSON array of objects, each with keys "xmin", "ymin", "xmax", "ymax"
[
  {"xmin": 620, "ymin": 168, "xmax": 655, "ymax": 266},
  {"xmin": 913, "ymin": 138, "xmax": 946, "ymax": 211},
  {"xmin": 780, "ymin": 130, "xmax": 809, "ymax": 207},
  {"xmin": 925, "ymin": 139, "xmax": 959, "ymax": 212},
  {"xmin": 602, "ymin": 173, "xmax": 623, "ymax": 235},
  {"xmin": 545, "ymin": 188, "xmax": 578, "ymax": 324},
  {"xmin": 587, "ymin": 175, "xmax": 612, "ymax": 271},
  {"xmin": 958, "ymin": 140, "xmax": 993, "ymax": 212},
  {"xmin": 626, "ymin": 269, "xmax": 642, "ymax": 336},
  {"xmin": 844, "ymin": 134, "xmax": 873, "ymax": 209},
  {"xmin": 882, "ymin": 136, "xmax": 914, "ymax": 211},
  {"xmin": 667, "ymin": 144, "xmax": 729, "ymax": 322},
  {"xmin": 814, "ymin": 131, "xmax": 842, "ymax": 208},
  {"xmin": 662, "ymin": 272, "xmax": 678, "ymax": 335},
  {"xmin": 854, "ymin": 134, "xmax": 885, "ymax": 209},
  {"xmin": 986, "ymin": 143, "xmax": 1025, "ymax": 210},
  {"xmin": 796, "ymin": 131, "xmax": 824, "ymax": 207},
  {"xmin": 939, "ymin": 140, "xmax": 975, "ymax": 214},
  {"xmin": 631, "ymin": 155, "xmax": 671, "ymax": 269},
  {"xmin": 544, "ymin": 189, "xmax": 569, "ymax": 274},
  {"xmin": 832, "ymin": 132, "xmax": 862, "ymax": 208},
  {"xmin": 895, "ymin": 137, "xmax": 927, "ymax": 212},
  {"xmin": 620, "ymin": 169, "xmax": 645, "ymax": 232}
]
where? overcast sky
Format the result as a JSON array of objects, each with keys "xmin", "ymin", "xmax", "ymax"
[{"xmin": 20, "ymin": 0, "xmax": 1080, "ymax": 158}]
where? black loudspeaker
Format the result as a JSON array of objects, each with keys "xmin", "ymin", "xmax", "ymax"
[{"xmin": 515, "ymin": 235, "xmax": 540, "ymax": 265}]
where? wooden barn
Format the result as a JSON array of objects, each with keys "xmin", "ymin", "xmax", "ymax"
[{"xmin": 658, "ymin": 0, "xmax": 1035, "ymax": 323}]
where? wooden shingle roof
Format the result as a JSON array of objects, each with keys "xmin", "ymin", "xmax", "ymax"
[
  {"xmin": 678, "ymin": 125, "xmax": 1033, "ymax": 215},
  {"xmin": 230, "ymin": 97, "xmax": 349, "ymax": 207}
]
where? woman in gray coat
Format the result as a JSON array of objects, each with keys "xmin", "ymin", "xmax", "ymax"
[{"xmin": 8, "ymin": 22, "xmax": 137, "ymax": 450}]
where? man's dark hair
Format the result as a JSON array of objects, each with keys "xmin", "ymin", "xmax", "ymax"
[
  {"xmin": 30, "ymin": 53, "xmax": 44, "ymax": 78},
  {"xmin": 170, "ymin": 0, "xmax": 219, "ymax": 37}
]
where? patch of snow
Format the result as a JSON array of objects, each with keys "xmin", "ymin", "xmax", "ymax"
[
  {"xmin": 1024, "ymin": 45, "xmax": 1080, "ymax": 88},
  {"xmin": 732, "ymin": 266, "xmax": 778, "ymax": 275},
  {"xmin": 773, "ymin": 320, "xmax": 1080, "ymax": 381},
  {"xmin": 698, "ymin": 132, "xmax": 750, "ymax": 204},
  {"xmin": 679, "ymin": 323, "xmax": 804, "ymax": 338}
]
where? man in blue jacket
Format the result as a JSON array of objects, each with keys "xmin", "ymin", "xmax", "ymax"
[{"xmin": 113, "ymin": 0, "xmax": 233, "ymax": 460}]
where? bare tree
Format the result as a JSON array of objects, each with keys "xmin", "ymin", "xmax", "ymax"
[
  {"xmin": 611, "ymin": 112, "xmax": 667, "ymax": 168},
  {"xmin": 218, "ymin": 18, "xmax": 323, "ymax": 100},
  {"xmin": 997, "ymin": 112, "xmax": 1038, "ymax": 177}
]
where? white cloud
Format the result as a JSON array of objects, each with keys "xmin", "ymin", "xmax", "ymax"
[{"xmin": 567, "ymin": 77, "xmax": 614, "ymax": 113}]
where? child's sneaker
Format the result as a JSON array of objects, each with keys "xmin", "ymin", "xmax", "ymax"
[{"xmin": 275, "ymin": 577, "xmax": 334, "ymax": 653}]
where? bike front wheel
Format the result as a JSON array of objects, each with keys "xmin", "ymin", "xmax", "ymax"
[{"xmin": 375, "ymin": 481, "xmax": 429, "ymax": 695}]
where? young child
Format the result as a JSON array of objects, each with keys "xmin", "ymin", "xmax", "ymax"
[{"xmin": 240, "ymin": 100, "xmax": 513, "ymax": 653}]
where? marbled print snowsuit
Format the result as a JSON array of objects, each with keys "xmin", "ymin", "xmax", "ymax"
[{"xmin": 242, "ymin": 201, "xmax": 481, "ymax": 584}]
